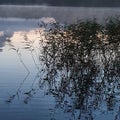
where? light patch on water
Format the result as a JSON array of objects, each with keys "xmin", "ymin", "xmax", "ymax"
[
  {"xmin": 40, "ymin": 17, "xmax": 56, "ymax": 24},
  {"xmin": 0, "ymin": 31, "xmax": 4, "ymax": 36},
  {"xmin": 0, "ymin": 17, "xmax": 56, "ymax": 49}
]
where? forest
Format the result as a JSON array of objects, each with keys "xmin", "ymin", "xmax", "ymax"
[{"xmin": 0, "ymin": 0, "xmax": 120, "ymax": 7}]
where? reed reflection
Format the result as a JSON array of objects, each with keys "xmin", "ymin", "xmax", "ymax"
[{"xmin": 40, "ymin": 19, "xmax": 120, "ymax": 119}]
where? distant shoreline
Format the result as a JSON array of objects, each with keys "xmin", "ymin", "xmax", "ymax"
[{"xmin": 1, "ymin": 1, "xmax": 120, "ymax": 7}]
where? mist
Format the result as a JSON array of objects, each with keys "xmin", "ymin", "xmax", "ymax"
[{"xmin": 0, "ymin": 5, "xmax": 120, "ymax": 23}]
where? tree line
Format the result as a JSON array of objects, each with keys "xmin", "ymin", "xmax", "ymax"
[{"xmin": 0, "ymin": 0, "xmax": 120, "ymax": 7}]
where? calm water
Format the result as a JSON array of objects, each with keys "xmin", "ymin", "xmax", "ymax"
[
  {"xmin": 0, "ymin": 6, "xmax": 120, "ymax": 120},
  {"xmin": 0, "ymin": 18, "xmax": 76, "ymax": 120}
]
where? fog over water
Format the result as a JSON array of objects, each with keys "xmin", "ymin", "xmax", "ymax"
[
  {"xmin": 0, "ymin": 5, "xmax": 120, "ymax": 23},
  {"xmin": 0, "ymin": 5, "xmax": 120, "ymax": 52}
]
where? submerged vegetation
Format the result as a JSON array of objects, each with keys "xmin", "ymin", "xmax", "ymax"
[{"xmin": 7, "ymin": 18, "xmax": 120, "ymax": 120}]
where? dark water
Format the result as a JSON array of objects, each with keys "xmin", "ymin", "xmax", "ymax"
[{"xmin": 0, "ymin": 6, "xmax": 120, "ymax": 120}]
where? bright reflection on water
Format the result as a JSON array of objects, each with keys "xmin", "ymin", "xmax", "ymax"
[
  {"xmin": 0, "ymin": 18, "xmax": 120, "ymax": 120},
  {"xmin": 0, "ymin": 18, "xmax": 68, "ymax": 120}
]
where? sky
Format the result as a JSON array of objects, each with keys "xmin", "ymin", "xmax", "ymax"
[{"xmin": 0, "ymin": 0, "xmax": 120, "ymax": 7}]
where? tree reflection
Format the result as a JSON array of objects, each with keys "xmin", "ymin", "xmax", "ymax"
[{"xmin": 40, "ymin": 19, "xmax": 120, "ymax": 119}]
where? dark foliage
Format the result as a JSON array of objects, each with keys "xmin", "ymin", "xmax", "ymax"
[{"xmin": 1, "ymin": 0, "xmax": 120, "ymax": 7}]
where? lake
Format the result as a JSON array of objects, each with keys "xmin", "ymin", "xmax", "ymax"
[{"xmin": 0, "ymin": 5, "xmax": 120, "ymax": 120}]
